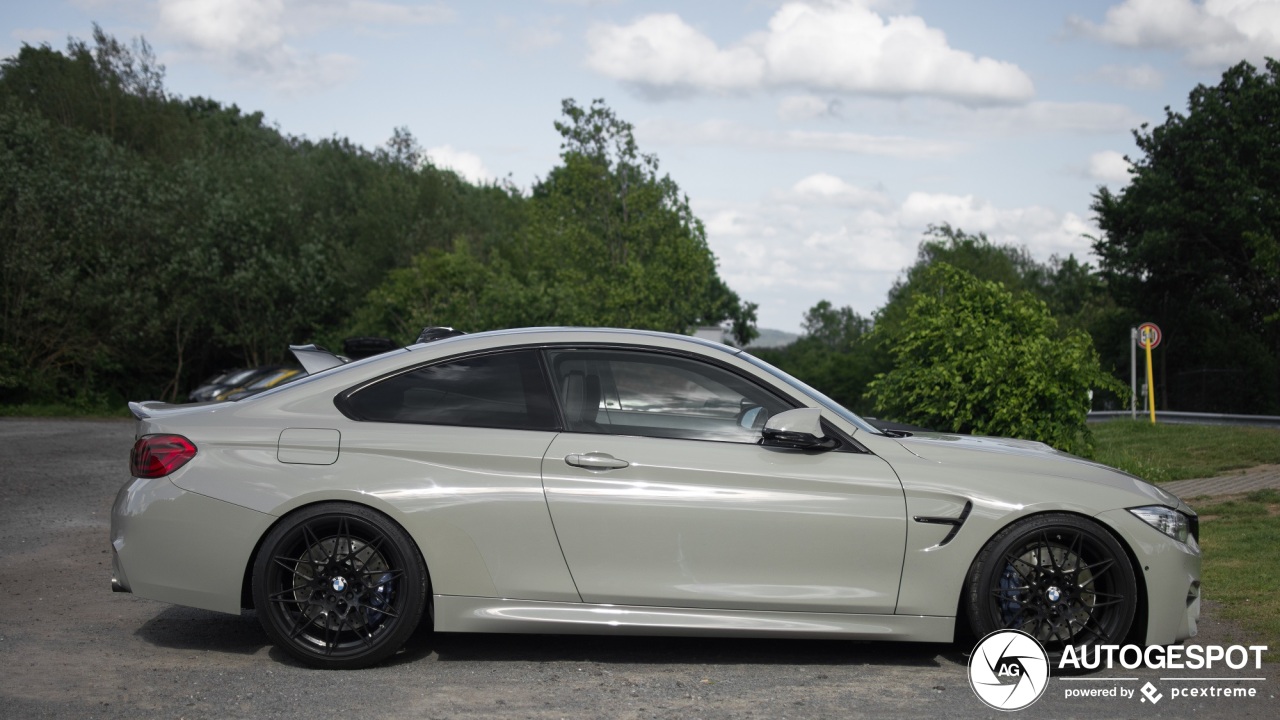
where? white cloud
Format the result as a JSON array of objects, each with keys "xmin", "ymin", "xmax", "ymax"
[
  {"xmin": 155, "ymin": 0, "xmax": 452, "ymax": 92},
  {"xmin": 897, "ymin": 193, "xmax": 1094, "ymax": 259},
  {"xmin": 1088, "ymin": 150, "xmax": 1133, "ymax": 184},
  {"xmin": 699, "ymin": 187, "xmax": 1098, "ymax": 331},
  {"xmin": 426, "ymin": 145, "xmax": 491, "ymax": 184},
  {"xmin": 639, "ymin": 118, "xmax": 967, "ymax": 159},
  {"xmin": 586, "ymin": 14, "xmax": 765, "ymax": 95},
  {"xmin": 586, "ymin": 1, "xmax": 1034, "ymax": 105},
  {"xmin": 1070, "ymin": 0, "xmax": 1280, "ymax": 67},
  {"xmin": 1087, "ymin": 63, "xmax": 1165, "ymax": 89},
  {"xmin": 786, "ymin": 173, "xmax": 889, "ymax": 207}
]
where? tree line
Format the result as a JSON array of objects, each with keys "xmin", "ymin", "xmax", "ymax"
[
  {"xmin": 0, "ymin": 28, "xmax": 753, "ymax": 407},
  {"xmin": 2, "ymin": 27, "xmax": 1276, "ymax": 449}
]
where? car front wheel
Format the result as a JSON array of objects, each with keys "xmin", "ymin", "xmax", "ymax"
[
  {"xmin": 252, "ymin": 502, "xmax": 428, "ymax": 669},
  {"xmin": 965, "ymin": 513, "xmax": 1138, "ymax": 658}
]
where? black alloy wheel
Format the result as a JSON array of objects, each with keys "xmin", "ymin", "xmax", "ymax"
[
  {"xmin": 252, "ymin": 503, "xmax": 428, "ymax": 669},
  {"xmin": 966, "ymin": 514, "xmax": 1138, "ymax": 659}
]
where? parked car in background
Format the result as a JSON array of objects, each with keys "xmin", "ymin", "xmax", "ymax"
[
  {"xmin": 189, "ymin": 366, "xmax": 283, "ymax": 403},
  {"xmin": 218, "ymin": 367, "xmax": 305, "ymax": 402},
  {"xmin": 115, "ymin": 327, "xmax": 1200, "ymax": 670},
  {"xmin": 342, "ymin": 336, "xmax": 399, "ymax": 360},
  {"xmin": 186, "ymin": 369, "xmax": 246, "ymax": 402}
]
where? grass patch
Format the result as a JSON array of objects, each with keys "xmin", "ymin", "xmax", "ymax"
[
  {"xmin": 0, "ymin": 402, "xmax": 131, "ymax": 419},
  {"xmin": 1191, "ymin": 489, "xmax": 1280, "ymax": 661},
  {"xmin": 1091, "ymin": 420, "xmax": 1280, "ymax": 483}
]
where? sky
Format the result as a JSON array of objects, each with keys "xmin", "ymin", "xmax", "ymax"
[{"xmin": 5, "ymin": 0, "xmax": 1279, "ymax": 332}]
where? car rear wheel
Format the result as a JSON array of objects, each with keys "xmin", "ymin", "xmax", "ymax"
[
  {"xmin": 252, "ymin": 503, "xmax": 428, "ymax": 669},
  {"xmin": 965, "ymin": 513, "xmax": 1138, "ymax": 658}
]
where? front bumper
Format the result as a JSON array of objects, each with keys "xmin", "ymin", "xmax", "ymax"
[
  {"xmin": 1096, "ymin": 508, "xmax": 1202, "ymax": 645},
  {"xmin": 110, "ymin": 475, "xmax": 274, "ymax": 614}
]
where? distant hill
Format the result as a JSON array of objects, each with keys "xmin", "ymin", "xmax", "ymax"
[{"xmin": 745, "ymin": 328, "xmax": 800, "ymax": 349}]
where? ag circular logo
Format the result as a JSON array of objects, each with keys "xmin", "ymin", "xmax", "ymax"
[{"xmin": 968, "ymin": 630, "xmax": 1050, "ymax": 711}]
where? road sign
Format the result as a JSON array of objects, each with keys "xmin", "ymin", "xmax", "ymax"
[
  {"xmin": 1138, "ymin": 322, "xmax": 1162, "ymax": 350},
  {"xmin": 1137, "ymin": 322, "xmax": 1161, "ymax": 423}
]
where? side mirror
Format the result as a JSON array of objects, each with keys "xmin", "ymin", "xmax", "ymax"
[{"xmin": 761, "ymin": 408, "xmax": 837, "ymax": 450}]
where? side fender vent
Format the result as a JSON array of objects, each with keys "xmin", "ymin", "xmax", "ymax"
[{"xmin": 912, "ymin": 500, "xmax": 973, "ymax": 546}]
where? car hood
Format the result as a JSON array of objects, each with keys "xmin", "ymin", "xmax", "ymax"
[{"xmin": 892, "ymin": 431, "xmax": 1189, "ymax": 511}]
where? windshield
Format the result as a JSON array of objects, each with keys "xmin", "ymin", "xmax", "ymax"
[{"xmin": 738, "ymin": 350, "xmax": 885, "ymax": 436}]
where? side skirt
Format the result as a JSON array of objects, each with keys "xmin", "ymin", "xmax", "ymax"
[{"xmin": 433, "ymin": 595, "xmax": 955, "ymax": 642}]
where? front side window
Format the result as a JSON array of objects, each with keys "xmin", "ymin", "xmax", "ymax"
[
  {"xmin": 344, "ymin": 350, "xmax": 558, "ymax": 431},
  {"xmin": 547, "ymin": 349, "xmax": 792, "ymax": 443}
]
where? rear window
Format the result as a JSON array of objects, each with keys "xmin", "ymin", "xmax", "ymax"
[{"xmin": 344, "ymin": 350, "xmax": 558, "ymax": 431}]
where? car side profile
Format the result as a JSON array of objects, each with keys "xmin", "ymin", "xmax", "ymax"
[{"xmin": 111, "ymin": 328, "xmax": 1200, "ymax": 669}]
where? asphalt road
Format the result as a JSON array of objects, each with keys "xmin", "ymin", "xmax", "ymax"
[{"xmin": 0, "ymin": 418, "xmax": 1274, "ymax": 719}]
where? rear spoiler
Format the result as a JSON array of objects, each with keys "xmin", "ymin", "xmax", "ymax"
[
  {"xmin": 289, "ymin": 344, "xmax": 349, "ymax": 374},
  {"xmin": 128, "ymin": 400, "xmax": 214, "ymax": 420}
]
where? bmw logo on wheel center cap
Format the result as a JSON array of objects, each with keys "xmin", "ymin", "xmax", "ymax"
[
  {"xmin": 1046, "ymin": 586, "xmax": 1061, "ymax": 603},
  {"xmin": 332, "ymin": 577, "xmax": 347, "ymax": 593}
]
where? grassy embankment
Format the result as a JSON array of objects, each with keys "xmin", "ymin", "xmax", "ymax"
[
  {"xmin": 1093, "ymin": 420, "xmax": 1280, "ymax": 660},
  {"xmin": 0, "ymin": 403, "xmax": 131, "ymax": 418},
  {"xmin": 1092, "ymin": 419, "xmax": 1280, "ymax": 483}
]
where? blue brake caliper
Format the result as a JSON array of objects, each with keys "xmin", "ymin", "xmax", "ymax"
[
  {"xmin": 365, "ymin": 572, "xmax": 394, "ymax": 628},
  {"xmin": 999, "ymin": 564, "xmax": 1023, "ymax": 628}
]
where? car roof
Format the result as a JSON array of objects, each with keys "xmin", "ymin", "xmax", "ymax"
[{"xmin": 402, "ymin": 327, "xmax": 743, "ymax": 357}]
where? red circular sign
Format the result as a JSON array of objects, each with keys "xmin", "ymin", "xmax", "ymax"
[{"xmin": 1138, "ymin": 322, "xmax": 1162, "ymax": 349}]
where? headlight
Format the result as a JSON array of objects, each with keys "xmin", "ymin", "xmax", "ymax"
[{"xmin": 1129, "ymin": 506, "xmax": 1191, "ymax": 544}]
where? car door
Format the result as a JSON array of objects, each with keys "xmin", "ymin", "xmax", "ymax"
[
  {"xmin": 336, "ymin": 348, "xmax": 580, "ymax": 602},
  {"xmin": 540, "ymin": 347, "xmax": 908, "ymax": 615}
]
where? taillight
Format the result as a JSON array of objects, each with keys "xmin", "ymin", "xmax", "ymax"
[{"xmin": 131, "ymin": 434, "xmax": 197, "ymax": 478}]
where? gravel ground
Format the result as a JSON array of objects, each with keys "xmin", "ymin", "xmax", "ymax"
[{"xmin": 0, "ymin": 418, "xmax": 1274, "ymax": 719}]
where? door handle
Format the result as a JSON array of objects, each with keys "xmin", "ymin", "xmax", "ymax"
[{"xmin": 564, "ymin": 452, "xmax": 630, "ymax": 470}]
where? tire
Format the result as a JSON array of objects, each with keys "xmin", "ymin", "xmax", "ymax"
[
  {"xmin": 965, "ymin": 513, "xmax": 1137, "ymax": 658},
  {"xmin": 252, "ymin": 502, "xmax": 429, "ymax": 669}
]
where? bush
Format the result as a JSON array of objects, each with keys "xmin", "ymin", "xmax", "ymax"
[{"xmin": 866, "ymin": 263, "xmax": 1123, "ymax": 455}]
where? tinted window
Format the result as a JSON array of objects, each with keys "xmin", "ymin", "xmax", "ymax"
[
  {"xmin": 346, "ymin": 350, "xmax": 558, "ymax": 431},
  {"xmin": 547, "ymin": 349, "xmax": 792, "ymax": 443}
]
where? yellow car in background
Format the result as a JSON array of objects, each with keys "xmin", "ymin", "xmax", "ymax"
[{"xmin": 215, "ymin": 367, "xmax": 304, "ymax": 401}]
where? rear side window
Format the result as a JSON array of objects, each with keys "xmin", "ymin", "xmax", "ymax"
[{"xmin": 344, "ymin": 350, "xmax": 558, "ymax": 431}]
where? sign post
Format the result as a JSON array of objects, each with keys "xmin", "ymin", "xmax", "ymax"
[
  {"xmin": 1137, "ymin": 322, "xmax": 1161, "ymax": 424},
  {"xmin": 1130, "ymin": 327, "xmax": 1138, "ymax": 420}
]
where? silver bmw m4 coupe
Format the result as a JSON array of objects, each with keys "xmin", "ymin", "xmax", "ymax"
[{"xmin": 111, "ymin": 328, "xmax": 1200, "ymax": 668}]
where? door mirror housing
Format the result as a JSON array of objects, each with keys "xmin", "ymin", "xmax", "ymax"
[{"xmin": 761, "ymin": 408, "xmax": 837, "ymax": 450}]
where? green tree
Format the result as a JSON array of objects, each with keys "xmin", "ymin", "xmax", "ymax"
[
  {"xmin": 0, "ymin": 27, "xmax": 539, "ymax": 404},
  {"xmin": 757, "ymin": 226, "xmax": 1121, "ymax": 416},
  {"xmin": 866, "ymin": 263, "xmax": 1123, "ymax": 455},
  {"xmin": 530, "ymin": 99, "xmax": 757, "ymax": 344},
  {"xmin": 350, "ymin": 98, "xmax": 758, "ymax": 345},
  {"xmin": 878, "ymin": 224, "xmax": 1062, "ymax": 336},
  {"xmin": 1091, "ymin": 59, "xmax": 1280, "ymax": 413},
  {"xmin": 753, "ymin": 300, "xmax": 876, "ymax": 412}
]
